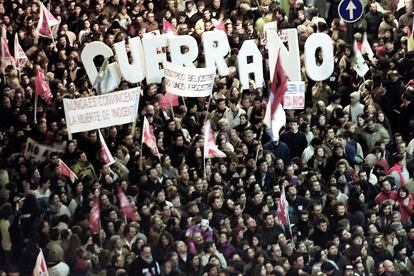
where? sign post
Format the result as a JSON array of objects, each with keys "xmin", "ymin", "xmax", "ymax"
[{"xmin": 338, "ymin": 0, "xmax": 364, "ymax": 23}]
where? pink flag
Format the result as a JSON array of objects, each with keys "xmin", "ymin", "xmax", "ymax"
[
  {"xmin": 35, "ymin": 69, "xmax": 52, "ymax": 104},
  {"xmin": 142, "ymin": 116, "xmax": 160, "ymax": 156},
  {"xmin": 276, "ymin": 185, "xmax": 289, "ymax": 225},
  {"xmin": 159, "ymin": 92, "xmax": 179, "ymax": 108},
  {"xmin": 58, "ymin": 159, "xmax": 77, "ymax": 183},
  {"xmin": 36, "ymin": 2, "xmax": 59, "ymax": 38},
  {"xmin": 214, "ymin": 18, "xmax": 226, "ymax": 31},
  {"xmin": 162, "ymin": 19, "xmax": 177, "ymax": 36},
  {"xmin": 204, "ymin": 120, "xmax": 226, "ymax": 158},
  {"xmin": 1, "ymin": 36, "xmax": 15, "ymax": 71},
  {"xmin": 14, "ymin": 33, "xmax": 27, "ymax": 71},
  {"xmin": 33, "ymin": 249, "xmax": 49, "ymax": 276},
  {"xmin": 98, "ymin": 129, "xmax": 116, "ymax": 165},
  {"xmin": 117, "ymin": 186, "xmax": 139, "ymax": 221},
  {"xmin": 89, "ymin": 197, "xmax": 100, "ymax": 234}
]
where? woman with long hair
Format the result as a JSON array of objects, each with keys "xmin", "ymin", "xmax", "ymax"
[
  {"xmin": 307, "ymin": 146, "xmax": 328, "ymax": 178},
  {"xmin": 152, "ymin": 232, "xmax": 174, "ymax": 265}
]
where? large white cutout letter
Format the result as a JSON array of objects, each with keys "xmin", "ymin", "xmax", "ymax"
[
  {"xmin": 266, "ymin": 29, "xmax": 301, "ymax": 81},
  {"xmin": 304, "ymin": 33, "xmax": 334, "ymax": 81},
  {"xmin": 202, "ymin": 30, "xmax": 230, "ymax": 76},
  {"xmin": 81, "ymin": 41, "xmax": 114, "ymax": 84},
  {"xmin": 113, "ymin": 37, "xmax": 146, "ymax": 83},
  {"xmin": 142, "ymin": 35, "xmax": 168, "ymax": 83},
  {"xmin": 169, "ymin": 35, "xmax": 198, "ymax": 68},
  {"xmin": 237, "ymin": 40, "xmax": 264, "ymax": 89}
]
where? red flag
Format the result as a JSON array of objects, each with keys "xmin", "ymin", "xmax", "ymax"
[
  {"xmin": 89, "ymin": 197, "xmax": 100, "ymax": 234},
  {"xmin": 117, "ymin": 186, "xmax": 138, "ymax": 221},
  {"xmin": 276, "ymin": 185, "xmax": 289, "ymax": 225},
  {"xmin": 98, "ymin": 129, "xmax": 116, "ymax": 165},
  {"xmin": 270, "ymin": 55, "xmax": 287, "ymax": 116},
  {"xmin": 159, "ymin": 92, "xmax": 179, "ymax": 108},
  {"xmin": 162, "ymin": 19, "xmax": 177, "ymax": 36},
  {"xmin": 214, "ymin": 18, "xmax": 225, "ymax": 31},
  {"xmin": 263, "ymin": 54, "xmax": 287, "ymax": 141},
  {"xmin": 14, "ymin": 33, "xmax": 28, "ymax": 71},
  {"xmin": 142, "ymin": 116, "xmax": 160, "ymax": 156},
  {"xmin": 1, "ymin": 36, "xmax": 15, "ymax": 71},
  {"xmin": 58, "ymin": 159, "xmax": 77, "ymax": 183},
  {"xmin": 35, "ymin": 69, "xmax": 52, "ymax": 104},
  {"xmin": 36, "ymin": 2, "xmax": 59, "ymax": 38},
  {"xmin": 33, "ymin": 248, "xmax": 49, "ymax": 276},
  {"xmin": 204, "ymin": 120, "xmax": 226, "ymax": 158}
]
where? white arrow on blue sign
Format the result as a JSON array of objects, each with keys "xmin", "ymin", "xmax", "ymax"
[{"xmin": 338, "ymin": 0, "xmax": 364, "ymax": 23}]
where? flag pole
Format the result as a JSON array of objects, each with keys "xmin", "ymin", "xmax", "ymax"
[
  {"xmin": 139, "ymin": 121, "xmax": 144, "ymax": 171},
  {"xmin": 34, "ymin": 94, "xmax": 38, "ymax": 124},
  {"xmin": 203, "ymin": 153, "xmax": 206, "ymax": 178},
  {"xmin": 170, "ymin": 102, "xmax": 175, "ymax": 118},
  {"xmin": 181, "ymin": 96, "xmax": 187, "ymax": 113}
]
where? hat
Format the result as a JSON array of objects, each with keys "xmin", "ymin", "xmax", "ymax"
[
  {"xmin": 200, "ymin": 219, "xmax": 209, "ymax": 228},
  {"xmin": 350, "ymin": 92, "xmax": 360, "ymax": 101},
  {"xmin": 47, "ymin": 243, "xmax": 64, "ymax": 263}
]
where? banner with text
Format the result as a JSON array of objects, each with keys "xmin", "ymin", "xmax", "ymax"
[
  {"xmin": 283, "ymin": 81, "xmax": 305, "ymax": 110},
  {"xmin": 63, "ymin": 88, "xmax": 140, "ymax": 134},
  {"xmin": 25, "ymin": 138, "xmax": 64, "ymax": 162},
  {"xmin": 163, "ymin": 61, "xmax": 216, "ymax": 97}
]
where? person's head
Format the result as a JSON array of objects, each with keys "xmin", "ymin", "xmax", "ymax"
[
  {"xmin": 349, "ymin": 92, "xmax": 360, "ymax": 105},
  {"xmin": 140, "ymin": 244, "xmax": 153, "ymax": 262},
  {"xmin": 334, "ymin": 202, "xmax": 346, "ymax": 216},
  {"xmin": 380, "ymin": 179, "xmax": 392, "ymax": 194},
  {"xmin": 316, "ymin": 218, "xmax": 328, "ymax": 232},
  {"xmin": 327, "ymin": 242, "xmax": 338, "ymax": 256},
  {"xmin": 290, "ymin": 253, "xmax": 304, "ymax": 269},
  {"xmin": 289, "ymin": 119, "xmax": 299, "ymax": 133},
  {"xmin": 311, "ymin": 201, "xmax": 323, "ymax": 216},
  {"xmin": 383, "ymin": 260, "xmax": 395, "ymax": 274},
  {"xmin": 263, "ymin": 212, "xmax": 274, "ymax": 228},
  {"xmin": 369, "ymin": 2, "xmax": 378, "ymax": 13},
  {"xmin": 365, "ymin": 117, "xmax": 376, "ymax": 131}
]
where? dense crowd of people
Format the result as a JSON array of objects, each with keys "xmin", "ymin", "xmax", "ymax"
[{"xmin": 1, "ymin": 0, "xmax": 414, "ymax": 275}]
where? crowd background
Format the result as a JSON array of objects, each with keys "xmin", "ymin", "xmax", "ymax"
[{"xmin": 1, "ymin": 0, "xmax": 414, "ymax": 275}]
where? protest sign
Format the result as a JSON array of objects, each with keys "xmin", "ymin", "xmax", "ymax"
[
  {"xmin": 63, "ymin": 88, "xmax": 140, "ymax": 135},
  {"xmin": 25, "ymin": 138, "xmax": 64, "ymax": 162},
  {"xmin": 163, "ymin": 61, "xmax": 216, "ymax": 97},
  {"xmin": 283, "ymin": 81, "xmax": 305, "ymax": 110}
]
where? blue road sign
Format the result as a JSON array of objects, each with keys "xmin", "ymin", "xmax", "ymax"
[{"xmin": 338, "ymin": 0, "xmax": 364, "ymax": 23}]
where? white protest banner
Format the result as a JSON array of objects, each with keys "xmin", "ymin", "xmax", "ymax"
[
  {"xmin": 25, "ymin": 138, "xmax": 64, "ymax": 162},
  {"xmin": 63, "ymin": 87, "xmax": 140, "ymax": 135},
  {"xmin": 283, "ymin": 81, "xmax": 305, "ymax": 110},
  {"xmin": 163, "ymin": 61, "xmax": 216, "ymax": 97}
]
